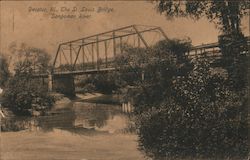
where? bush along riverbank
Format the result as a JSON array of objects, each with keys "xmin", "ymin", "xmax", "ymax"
[
  {"xmin": 2, "ymin": 85, "xmax": 55, "ymax": 117},
  {"xmin": 1, "ymin": 91, "xmax": 75, "ymax": 118},
  {"xmin": 0, "ymin": 92, "xmax": 72, "ymax": 132}
]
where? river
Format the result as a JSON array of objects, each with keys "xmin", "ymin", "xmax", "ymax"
[{"xmin": 0, "ymin": 98, "xmax": 145, "ymax": 160}]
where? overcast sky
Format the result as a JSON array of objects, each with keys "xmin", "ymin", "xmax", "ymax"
[{"xmin": 1, "ymin": 1, "xmax": 249, "ymax": 58}]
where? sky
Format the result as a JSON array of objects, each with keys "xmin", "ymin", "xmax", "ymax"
[{"xmin": 0, "ymin": 1, "xmax": 249, "ymax": 61}]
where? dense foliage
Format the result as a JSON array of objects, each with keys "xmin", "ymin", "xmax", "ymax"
[
  {"xmin": 154, "ymin": 0, "xmax": 248, "ymax": 35},
  {"xmin": 2, "ymin": 47, "xmax": 54, "ymax": 116},
  {"xmin": 116, "ymin": 39, "xmax": 192, "ymax": 112},
  {"xmin": 75, "ymin": 73, "xmax": 122, "ymax": 94},
  {"xmin": 137, "ymin": 59, "xmax": 247, "ymax": 159},
  {"xmin": 3, "ymin": 78, "xmax": 54, "ymax": 116},
  {"xmin": 117, "ymin": 38, "xmax": 248, "ymax": 159},
  {"xmin": 125, "ymin": 2, "xmax": 250, "ymax": 159}
]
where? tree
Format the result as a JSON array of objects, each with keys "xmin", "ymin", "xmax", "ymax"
[
  {"xmin": 2, "ymin": 45, "xmax": 54, "ymax": 116},
  {"xmin": 155, "ymin": 0, "xmax": 249, "ymax": 92},
  {"xmin": 0, "ymin": 54, "xmax": 10, "ymax": 88},
  {"xmin": 9, "ymin": 43, "xmax": 51, "ymax": 73},
  {"xmin": 115, "ymin": 39, "xmax": 192, "ymax": 113},
  {"xmin": 154, "ymin": 0, "xmax": 248, "ymax": 35}
]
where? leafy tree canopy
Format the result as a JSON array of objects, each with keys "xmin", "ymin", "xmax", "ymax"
[
  {"xmin": 154, "ymin": 0, "xmax": 249, "ymax": 35},
  {"xmin": 9, "ymin": 42, "xmax": 51, "ymax": 73}
]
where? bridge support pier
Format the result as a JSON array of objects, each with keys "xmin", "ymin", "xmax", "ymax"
[{"xmin": 52, "ymin": 75, "xmax": 75, "ymax": 97}]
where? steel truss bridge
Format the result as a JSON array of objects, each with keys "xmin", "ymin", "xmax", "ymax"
[
  {"xmin": 34, "ymin": 25, "xmax": 249, "ymax": 78},
  {"xmin": 51, "ymin": 25, "xmax": 167, "ymax": 76}
]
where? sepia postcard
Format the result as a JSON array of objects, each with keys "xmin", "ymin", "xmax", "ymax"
[{"xmin": 0, "ymin": 1, "xmax": 249, "ymax": 160}]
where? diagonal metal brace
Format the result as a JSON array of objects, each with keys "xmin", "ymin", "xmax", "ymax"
[{"xmin": 132, "ymin": 25, "xmax": 149, "ymax": 48}]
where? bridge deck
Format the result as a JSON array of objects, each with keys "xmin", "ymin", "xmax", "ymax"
[{"xmin": 33, "ymin": 67, "xmax": 116, "ymax": 78}]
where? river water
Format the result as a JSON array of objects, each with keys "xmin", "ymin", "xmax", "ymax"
[
  {"xmin": 1, "ymin": 100, "xmax": 145, "ymax": 160},
  {"xmin": 1, "ymin": 100, "xmax": 134, "ymax": 134}
]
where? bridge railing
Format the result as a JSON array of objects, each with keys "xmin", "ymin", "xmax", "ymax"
[{"xmin": 186, "ymin": 36, "xmax": 249, "ymax": 59}]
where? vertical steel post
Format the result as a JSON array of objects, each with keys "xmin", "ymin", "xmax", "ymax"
[
  {"xmin": 105, "ymin": 40, "xmax": 108, "ymax": 68},
  {"xmin": 138, "ymin": 35, "xmax": 141, "ymax": 47},
  {"xmin": 52, "ymin": 44, "xmax": 62, "ymax": 73},
  {"xmin": 91, "ymin": 43, "xmax": 94, "ymax": 67},
  {"xmin": 96, "ymin": 36, "xmax": 100, "ymax": 70},
  {"xmin": 113, "ymin": 31, "xmax": 116, "ymax": 57},
  {"xmin": 72, "ymin": 46, "xmax": 82, "ymax": 70},
  {"xmin": 133, "ymin": 34, "xmax": 136, "ymax": 46},
  {"xmin": 82, "ymin": 39, "xmax": 85, "ymax": 69},
  {"xmin": 59, "ymin": 50, "xmax": 62, "ymax": 66},
  {"xmin": 70, "ymin": 43, "xmax": 73, "ymax": 70},
  {"xmin": 120, "ymin": 37, "xmax": 123, "ymax": 54},
  {"xmin": 113, "ymin": 31, "xmax": 117, "ymax": 69}
]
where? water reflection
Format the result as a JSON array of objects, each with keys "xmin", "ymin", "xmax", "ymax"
[{"xmin": 1, "ymin": 101, "xmax": 134, "ymax": 135}]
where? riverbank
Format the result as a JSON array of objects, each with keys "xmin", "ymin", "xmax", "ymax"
[
  {"xmin": 1, "ymin": 129, "xmax": 145, "ymax": 160},
  {"xmin": 0, "ymin": 92, "xmax": 69, "ymax": 118},
  {"xmin": 1, "ymin": 92, "xmax": 119, "ymax": 118}
]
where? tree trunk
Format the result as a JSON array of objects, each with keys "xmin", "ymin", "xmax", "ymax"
[{"xmin": 220, "ymin": 1, "xmax": 231, "ymax": 34}]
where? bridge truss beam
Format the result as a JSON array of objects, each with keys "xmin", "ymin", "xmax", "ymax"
[{"xmin": 52, "ymin": 25, "xmax": 168, "ymax": 73}]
